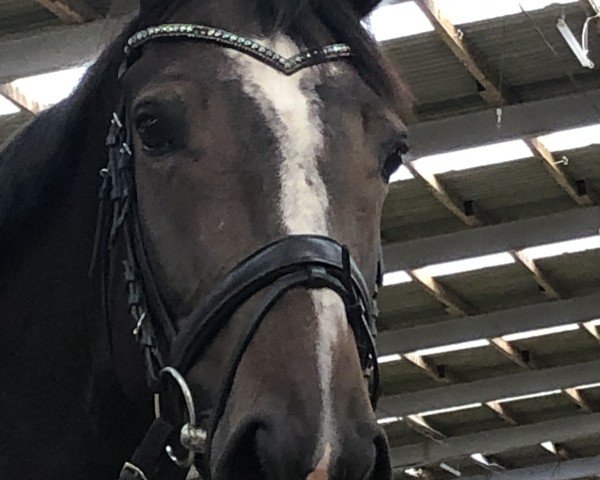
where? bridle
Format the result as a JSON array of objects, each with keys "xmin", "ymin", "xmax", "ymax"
[{"xmin": 93, "ymin": 22, "xmax": 390, "ymax": 480}]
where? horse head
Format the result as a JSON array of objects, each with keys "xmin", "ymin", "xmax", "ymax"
[{"xmin": 99, "ymin": 1, "xmax": 411, "ymax": 479}]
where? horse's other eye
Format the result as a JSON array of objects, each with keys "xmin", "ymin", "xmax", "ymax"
[
  {"xmin": 381, "ymin": 137, "xmax": 409, "ymax": 182},
  {"xmin": 135, "ymin": 112, "xmax": 175, "ymax": 154}
]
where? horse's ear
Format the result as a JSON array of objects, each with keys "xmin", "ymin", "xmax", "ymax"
[{"xmin": 349, "ymin": 0, "xmax": 381, "ymax": 18}]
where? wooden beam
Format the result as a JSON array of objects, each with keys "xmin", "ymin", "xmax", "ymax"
[
  {"xmin": 383, "ymin": 207, "xmax": 600, "ymax": 271},
  {"xmin": 456, "ymin": 455, "xmax": 600, "ymax": 480},
  {"xmin": 510, "ymin": 250, "xmax": 561, "ymax": 300},
  {"xmin": 581, "ymin": 321, "xmax": 600, "ymax": 342},
  {"xmin": 405, "ymin": 415, "xmax": 446, "ymax": 441},
  {"xmin": 378, "ymin": 359, "xmax": 600, "ymax": 419},
  {"xmin": 34, "ymin": 0, "xmax": 102, "ymax": 24},
  {"xmin": 471, "ymin": 453, "xmax": 509, "ymax": 471},
  {"xmin": 405, "ymin": 162, "xmax": 486, "ymax": 227},
  {"xmin": 413, "ymin": 0, "xmax": 507, "ymax": 105},
  {"xmin": 410, "ymin": 270, "xmax": 478, "ymax": 316},
  {"xmin": 390, "ymin": 413, "xmax": 600, "ymax": 468},
  {"xmin": 555, "ymin": 444, "xmax": 575, "ymax": 461},
  {"xmin": 402, "ymin": 89, "xmax": 600, "ymax": 159},
  {"xmin": 0, "ymin": 84, "xmax": 44, "ymax": 115},
  {"xmin": 486, "ymin": 401, "xmax": 519, "ymax": 426},
  {"xmin": 525, "ymin": 138, "xmax": 595, "ymax": 206},
  {"xmin": 408, "ymin": 258, "xmax": 541, "ymax": 371},
  {"xmin": 404, "ymin": 353, "xmax": 454, "ymax": 384},
  {"xmin": 564, "ymin": 388, "xmax": 596, "ymax": 413},
  {"xmin": 490, "ymin": 338, "xmax": 535, "ymax": 370},
  {"xmin": 378, "ymin": 292, "xmax": 600, "ymax": 356}
]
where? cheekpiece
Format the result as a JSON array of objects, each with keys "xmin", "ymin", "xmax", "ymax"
[{"xmin": 125, "ymin": 23, "xmax": 352, "ymax": 75}]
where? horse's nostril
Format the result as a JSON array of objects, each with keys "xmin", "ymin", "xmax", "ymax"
[{"xmin": 214, "ymin": 420, "xmax": 392, "ymax": 480}]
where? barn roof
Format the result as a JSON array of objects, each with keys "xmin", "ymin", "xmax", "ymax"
[{"xmin": 1, "ymin": 1, "xmax": 600, "ymax": 478}]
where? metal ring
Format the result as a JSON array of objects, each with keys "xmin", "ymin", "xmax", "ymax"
[
  {"xmin": 160, "ymin": 367, "xmax": 199, "ymax": 468},
  {"xmin": 160, "ymin": 367, "xmax": 197, "ymax": 426}
]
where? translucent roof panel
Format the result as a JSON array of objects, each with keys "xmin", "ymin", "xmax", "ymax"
[
  {"xmin": 435, "ymin": 0, "xmax": 577, "ymax": 25},
  {"xmin": 367, "ymin": 2, "xmax": 434, "ymax": 41},
  {"xmin": 11, "ymin": 66, "xmax": 88, "ymax": 110},
  {"xmin": 0, "ymin": 96, "xmax": 20, "ymax": 116}
]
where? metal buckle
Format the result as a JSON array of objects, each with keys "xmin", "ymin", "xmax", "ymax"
[
  {"xmin": 160, "ymin": 367, "xmax": 207, "ymax": 468},
  {"xmin": 120, "ymin": 462, "xmax": 149, "ymax": 480}
]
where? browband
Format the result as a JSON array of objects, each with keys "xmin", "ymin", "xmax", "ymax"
[{"xmin": 125, "ymin": 23, "xmax": 352, "ymax": 75}]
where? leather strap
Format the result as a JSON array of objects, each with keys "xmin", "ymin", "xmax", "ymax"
[
  {"xmin": 170, "ymin": 235, "xmax": 376, "ymax": 374},
  {"xmin": 118, "ymin": 418, "xmax": 179, "ymax": 480}
]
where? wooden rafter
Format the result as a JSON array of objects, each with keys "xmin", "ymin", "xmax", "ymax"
[
  {"xmin": 406, "ymin": 253, "xmax": 552, "ymax": 373},
  {"xmin": 410, "ymin": 0, "xmax": 599, "ymax": 214},
  {"xmin": 0, "ymin": 84, "xmax": 43, "ymax": 115},
  {"xmin": 486, "ymin": 401, "xmax": 519, "ymax": 426},
  {"xmin": 581, "ymin": 321, "xmax": 600, "ymax": 342},
  {"xmin": 405, "ymin": 163, "xmax": 487, "ymax": 227},
  {"xmin": 414, "ymin": 0, "xmax": 508, "ymax": 105},
  {"xmin": 405, "ymin": 414, "xmax": 446, "ymax": 440},
  {"xmin": 35, "ymin": 0, "xmax": 101, "ymax": 24},
  {"xmin": 404, "ymin": 353, "xmax": 454, "ymax": 384},
  {"xmin": 410, "ymin": 270, "xmax": 478, "ymax": 316},
  {"xmin": 490, "ymin": 338, "xmax": 536, "ymax": 370},
  {"xmin": 525, "ymin": 138, "xmax": 595, "ymax": 206},
  {"xmin": 510, "ymin": 250, "xmax": 561, "ymax": 300},
  {"xmin": 564, "ymin": 388, "xmax": 595, "ymax": 412}
]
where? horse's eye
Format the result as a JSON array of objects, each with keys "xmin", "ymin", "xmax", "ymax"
[
  {"xmin": 135, "ymin": 113, "xmax": 174, "ymax": 154},
  {"xmin": 381, "ymin": 137, "xmax": 409, "ymax": 182}
]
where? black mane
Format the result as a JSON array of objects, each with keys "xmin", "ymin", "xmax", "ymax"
[
  {"xmin": 0, "ymin": 20, "xmax": 140, "ymax": 254},
  {"xmin": 0, "ymin": 0, "xmax": 410, "ymax": 255}
]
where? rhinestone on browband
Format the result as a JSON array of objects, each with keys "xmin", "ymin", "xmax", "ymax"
[{"xmin": 125, "ymin": 23, "xmax": 352, "ymax": 75}]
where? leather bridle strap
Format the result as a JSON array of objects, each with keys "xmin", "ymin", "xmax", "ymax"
[
  {"xmin": 170, "ymin": 236, "xmax": 378, "ymax": 383},
  {"xmin": 119, "ymin": 418, "xmax": 178, "ymax": 480}
]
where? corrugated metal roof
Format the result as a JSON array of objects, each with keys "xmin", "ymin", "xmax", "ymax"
[
  {"xmin": 463, "ymin": 4, "xmax": 599, "ymax": 88},
  {"xmin": 383, "ymin": 32, "xmax": 481, "ymax": 105}
]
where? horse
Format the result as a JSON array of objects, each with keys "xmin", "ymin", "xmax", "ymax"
[{"xmin": 0, "ymin": 0, "xmax": 411, "ymax": 479}]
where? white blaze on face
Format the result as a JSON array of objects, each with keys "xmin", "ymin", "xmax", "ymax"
[{"xmin": 224, "ymin": 36, "xmax": 345, "ymax": 459}]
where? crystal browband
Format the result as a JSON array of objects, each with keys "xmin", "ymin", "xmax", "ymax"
[{"xmin": 125, "ymin": 23, "xmax": 352, "ymax": 75}]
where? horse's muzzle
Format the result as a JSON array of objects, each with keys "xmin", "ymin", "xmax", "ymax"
[{"xmin": 211, "ymin": 415, "xmax": 392, "ymax": 480}]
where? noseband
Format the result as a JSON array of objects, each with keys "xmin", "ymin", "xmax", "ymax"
[{"xmin": 94, "ymin": 23, "xmax": 385, "ymax": 480}]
